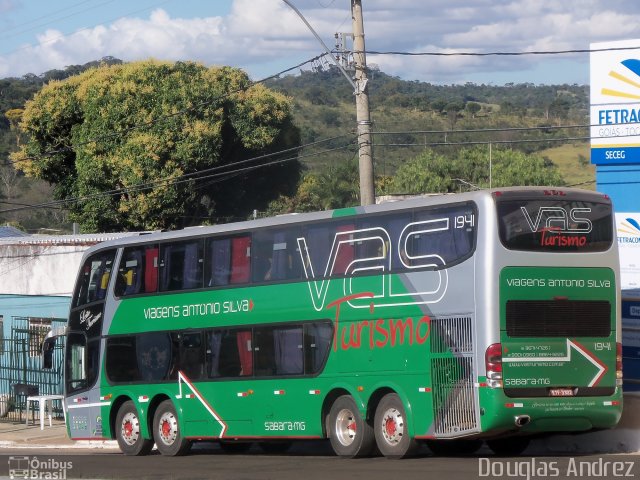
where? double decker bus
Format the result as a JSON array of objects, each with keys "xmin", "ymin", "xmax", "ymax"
[{"xmin": 55, "ymin": 187, "xmax": 622, "ymax": 458}]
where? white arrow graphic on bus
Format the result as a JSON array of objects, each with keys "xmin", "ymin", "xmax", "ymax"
[
  {"xmin": 176, "ymin": 371, "xmax": 228, "ymax": 437},
  {"xmin": 502, "ymin": 339, "xmax": 607, "ymax": 387}
]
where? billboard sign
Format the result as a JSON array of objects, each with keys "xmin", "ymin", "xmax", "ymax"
[
  {"xmin": 590, "ymin": 39, "xmax": 640, "ymax": 164},
  {"xmin": 616, "ymin": 212, "xmax": 640, "ymax": 289}
]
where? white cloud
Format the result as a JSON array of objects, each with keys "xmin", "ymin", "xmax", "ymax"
[{"xmin": 2, "ymin": 0, "xmax": 640, "ymax": 83}]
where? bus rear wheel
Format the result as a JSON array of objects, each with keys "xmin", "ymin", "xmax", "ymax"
[
  {"xmin": 327, "ymin": 395, "xmax": 375, "ymax": 458},
  {"xmin": 374, "ymin": 393, "xmax": 418, "ymax": 458},
  {"xmin": 115, "ymin": 401, "xmax": 154, "ymax": 456},
  {"xmin": 152, "ymin": 400, "xmax": 191, "ymax": 456}
]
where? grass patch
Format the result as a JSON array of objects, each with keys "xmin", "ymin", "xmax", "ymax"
[{"xmin": 539, "ymin": 143, "xmax": 595, "ymax": 190}]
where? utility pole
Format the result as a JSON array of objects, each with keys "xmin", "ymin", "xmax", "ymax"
[
  {"xmin": 282, "ymin": 0, "xmax": 375, "ymax": 205},
  {"xmin": 352, "ymin": 0, "xmax": 375, "ymax": 205}
]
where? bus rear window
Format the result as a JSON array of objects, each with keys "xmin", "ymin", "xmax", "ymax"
[{"xmin": 496, "ymin": 199, "xmax": 613, "ymax": 252}]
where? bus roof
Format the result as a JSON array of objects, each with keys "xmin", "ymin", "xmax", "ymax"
[{"xmin": 80, "ymin": 186, "xmax": 610, "ymax": 256}]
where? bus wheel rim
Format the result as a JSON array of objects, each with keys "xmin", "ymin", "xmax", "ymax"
[
  {"xmin": 380, "ymin": 407, "xmax": 404, "ymax": 445},
  {"xmin": 158, "ymin": 411, "xmax": 178, "ymax": 445},
  {"xmin": 121, "ymin": 412, "xmax": 140, "ymax": 446},
  {"xmin": 335, "ymin": 408, "xmax": 357, "ymax": 447}
]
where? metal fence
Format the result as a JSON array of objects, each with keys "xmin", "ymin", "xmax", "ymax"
[{"xmin": 0, "ymin": 316, "xmax": 66, "ymax": 423}]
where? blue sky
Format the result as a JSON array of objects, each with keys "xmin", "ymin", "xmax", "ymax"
[{"xmin": 2, "ymin": 0, "xmax": 640, "ymax": 84}]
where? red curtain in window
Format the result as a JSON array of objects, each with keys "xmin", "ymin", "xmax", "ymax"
[
  {"xmin": 230, "ymin": 237, "xmax": 251, "ymax": 284},
  {"xmin": 236, "ymin": 331, "xmax": 253, "ymax": 376},
  {"xmin": 333, "ymin": 224, "xmax": 355, "ymax": 275},
  {"xmin": 145, "ymin": 247, "xmax": 159, "ymax": 293}
]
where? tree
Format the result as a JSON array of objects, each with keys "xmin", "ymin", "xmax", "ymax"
[
  {"xmin": 465, "ymin": 101, "xmax": 481, "ymax": 118},
  {"xmin": 264, "ymin": 157, "xmax": 360, "ymax": 215},
  {"xmin": 12, "ymin": 60, "xmax": 301, "ymax": 232},
  {"xmin": 389, "ymin": 146, "xmax": 565, "ymax": 195}
]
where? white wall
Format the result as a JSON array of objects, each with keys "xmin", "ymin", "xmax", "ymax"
[{"xmin": 0, "ymin": 244, "xmax": 88, "ymax": 296}]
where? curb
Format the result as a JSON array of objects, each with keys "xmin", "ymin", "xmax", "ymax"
[{"xmin": 0, "ymin": 440, "xmax": 118, "ymax": 449}]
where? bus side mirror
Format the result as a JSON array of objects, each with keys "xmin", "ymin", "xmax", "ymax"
[{"xmin": 42, "ymin": 337, "xmax": 56, "ymax": 369}]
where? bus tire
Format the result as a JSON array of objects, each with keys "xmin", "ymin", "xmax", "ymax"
[
  {"xmin": 327, "ymin": 395, "xmax": 375, "ymax": 458},
  {"xmin": 152, "ymin": 399, "xmax": 191, "ymax": 456},
  {"xmin": 115, "ymin": 401, "xmax": 154, "ymax": 456},
  {"xmin": 374, "ymin": 393, "xmax": 418, "ymax": 458},
  {"xmin": 487, "ymin": 436, "xmax": 530, "ymax": 456}
]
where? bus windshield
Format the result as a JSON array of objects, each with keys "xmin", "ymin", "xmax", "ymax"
[{"xmin": 496, "ymin": 197, "xmax": 613, "ymax": 252}]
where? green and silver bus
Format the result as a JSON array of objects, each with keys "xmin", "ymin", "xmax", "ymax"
[{"xmin": 56, "ymin": 187, "xmax": 622, "ymax": 458}]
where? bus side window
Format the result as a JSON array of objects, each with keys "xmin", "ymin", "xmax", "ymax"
[
  {"xmin": 272, "ymin": 230, "xmax": 302, "ymax": 281},
  {"xmin": 136, "ymin": 332, "xmax": 171, "ymax": 381},
  {"xmin": 305, "ymin": 322, "xmax": 333, "ymax": 374},
  {"xmin": 209, "ymin": 329, "xmax": 252, "ymax": 378},
  {"xmin": 207, "ymin": 238, "xmax": 231, "ymax": 286},
  {"xmin": 274, "ymin": 326, "xmax": 303, "ymax": 375},
  {"xmin": 159, "ymin": 240, "xmax": 204, "ymax": 292},
  {"xmin": 253, "ymin": 327, "xmax": 275, "ymax": 375},
  {"xmin": 410, "ymin": 205, "xmax": 475, "ymax": 267},
  {"xmin": 254, "ymin": 325, "xmax": 304, "ymax": 376},
  {"xmin": 230, "ymin": 236, "xmax": 251, "ymax": 284},
  {"xmin": 301, "ymin": 222, "xmax": 354, "ymax": 278},
  {"xmin": 332, "ymin": 224, "xmax": 355, "ymax": 276},
  {"xmin": 106, "ymin": 336, "xmax": 141, "ymax": 383},
  {"xmin": 179, "ymin": 332, "xmax": 204, "ymax": 380},
  {"xmin": 145, "ymin": 247, "xmax": 158, "ymax": 293},
  {"xmin": 115, "ymin": 245, "xmax": 159, "ymax": 297}
]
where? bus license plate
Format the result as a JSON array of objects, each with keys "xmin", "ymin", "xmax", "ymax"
[{"xmin": 549, "ymin": 388, "xmax": 574, "ymax": 397}]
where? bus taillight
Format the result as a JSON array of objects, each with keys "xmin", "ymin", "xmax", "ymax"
[
  {"xmin": 616, "ymin": 342, "xmax": 623, "ymax": 384},
  {"xmin": 485, "ymin": 343, "xmax": 503, "ymax": 388}
]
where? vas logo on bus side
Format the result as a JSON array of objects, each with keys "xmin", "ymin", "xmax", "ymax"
[{"xmin": 296, "ymin": 215, "xmax": 474, "ymax": 311}]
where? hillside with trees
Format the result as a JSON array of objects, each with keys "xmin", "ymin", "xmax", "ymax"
[{"xmin": 1, "ymin": 61, "xmax": 593, "ymax": 232}]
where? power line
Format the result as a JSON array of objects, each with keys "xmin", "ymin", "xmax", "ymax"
[
  {"xmin": 365, "ymin": 45, "xmax": 640, "ymax": 57},
  {"xmin": 0, "ymin": 139, "xmax": 356, "ymax": 215},
  {"xmin": 373, "ymin": 124, "xmax": 589, "ymax": 136},
  {"xmin": 0, "ymin": 0, "xmax": 117, "ymax": 41},
  {"xmin": 1, "ymin": 0, "xmax": 173, "ymax": 57},
  {"xmin": 373, "ymin": 135, "xmax": 590, "ymax": 148}
]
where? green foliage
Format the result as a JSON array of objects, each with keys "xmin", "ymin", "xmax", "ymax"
[
  {"xmin": 13, "ymin": 60, "xmax": 301, "ymax": 232},
  {"xmin": 265, "ymin": 158, "xmax": 360, "ymax": 215},
  {"xmin": 0, "ymin": 63, "xmax": 594, "ymax": 229},
  {"xmin": 389, "ymin": 146, "xmax": 565, "ymax": 195}
]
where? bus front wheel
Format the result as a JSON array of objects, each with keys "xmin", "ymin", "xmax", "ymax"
[
  {"xmin": 327, "ymin": 395, "xmax": 375, "ymax": 458},
  {"xmin": 374, "ymin": 393, "xmax": 418, "ymax": 458},
  {"xmin": 152, "ymin": 400, "xmax": 191, "ymax": 456},
  {"xmin": 115, "ymin": 401, "xmax": 154, "ymax": 456}
]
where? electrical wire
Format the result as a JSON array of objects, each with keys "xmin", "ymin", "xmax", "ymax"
[
  {"xmin": 0, "ymin": 140, "xmax": 356, "ymax": 215},
  {"xmin": 0, "ymin": 0, "xmax": 117, "ymax": 41},
  {"xmin": 365, "ymin": 45, "xmax": 640, "ymax": 57},
  {"xmin": 1, "ymin": 0, "xmax": 173, "ymax": 56}
]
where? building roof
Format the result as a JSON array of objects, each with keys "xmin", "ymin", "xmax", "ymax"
[
  {"xmin": 0, "ymin": 232, "xmax": 140, "ymax": 246},
  {"xmin": 0, "ymin": 226, "xmax": 29, "ymax": 238}
]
